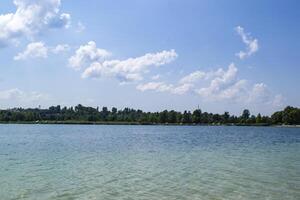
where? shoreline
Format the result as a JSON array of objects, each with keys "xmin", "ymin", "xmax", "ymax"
[{"xmin": 0, "ymin": 121, "xmax": 299, "ymax": 127}]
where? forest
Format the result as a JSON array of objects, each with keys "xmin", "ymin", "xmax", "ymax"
[{"xmin": 0, "ymin": 105, "xmax": 299, "ymax": 125}]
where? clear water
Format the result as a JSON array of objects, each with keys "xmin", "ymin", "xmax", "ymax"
[{"xmin": 0, "ymin": 125, "xmax": 299, "ymax": 200}]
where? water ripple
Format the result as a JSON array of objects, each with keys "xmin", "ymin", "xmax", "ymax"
[{"xmin": 0, "ymin": 125, "xmax": 299, "ymax": 200}]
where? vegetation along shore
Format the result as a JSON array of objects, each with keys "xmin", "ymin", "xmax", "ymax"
[{"xmin": 0, "ymin": 105, "xmax": 299, "ymax": 126}]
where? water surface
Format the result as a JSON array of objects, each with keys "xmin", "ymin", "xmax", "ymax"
[{"xmin": 0, "ymin": 125, "xmax": 299, "ymax": 200}]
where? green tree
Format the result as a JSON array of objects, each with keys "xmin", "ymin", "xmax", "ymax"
[
  {"xmin": 242, "ymin": 109, "xmax": 250, "ymax": 120},
  {"xmin": 271, "ymin": 112, "xmax": 282, "ymax": 124},
  {"xmin": 256, "ymin": 113, "xmax": 262, "ymax": 123},
  {"xmin": 182, "ymin": 111, "xmax": 192, "ymax": 124},
  {"xmin": 159, "ymin": 110, "xmax": 168, "ymax": 123},
  {"xmin": 222, "ymin": 112, "xmax": 230, "ymax": 123},
  {"xmin": 168, "ymin": 110, "xmax": 177, "ymax": 123},
  {"xmin": 192, "ymin": 109, "xmax": 202, "ymax": 124}
]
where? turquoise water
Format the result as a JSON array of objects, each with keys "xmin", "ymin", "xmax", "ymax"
[{"xmin": 0, "ymin": 125, "xmax": 299, "ymax": 200}]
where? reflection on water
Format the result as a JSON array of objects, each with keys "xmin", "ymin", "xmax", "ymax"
[{"xmin": 0, "ymin": 125, "xmax": 299, "ymax": 200}]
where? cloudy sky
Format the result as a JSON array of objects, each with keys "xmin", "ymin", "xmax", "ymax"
[{"xmin": 0, "ymin": 0, "xmax": 299, "ymax": 115}]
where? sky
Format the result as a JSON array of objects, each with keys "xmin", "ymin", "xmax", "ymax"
[{"xmin": 0, "ymin": 0, "xmax": 299, "ymax": 115}]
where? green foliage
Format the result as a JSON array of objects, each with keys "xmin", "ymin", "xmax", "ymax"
[
  {"xmin": 242, "ymin": 109, "xmax": 250, "ymax": 120},
  {"xmin": 0, "ymin": 105, "xmax": 299, "ymax": 125},
  {"xmin": 256, "ymin": 113, "xmax": 262, "ymax": 123},
  {"xmin": 271, "ymin": 106, "xmax": 300, "ymax": 125}
]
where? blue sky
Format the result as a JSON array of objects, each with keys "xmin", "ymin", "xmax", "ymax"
[{"xmin": 0, "ymin": 0, "xmax": 299, "ymax": 115}]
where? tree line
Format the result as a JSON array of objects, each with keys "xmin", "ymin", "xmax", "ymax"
[{"xmin": 0, "ymin": 104, "xmax": 299, "ymax": 125}]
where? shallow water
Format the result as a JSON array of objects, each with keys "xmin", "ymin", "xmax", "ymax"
[{"xmin": 0, "ymin": 125, "xmax": 299, "ymax": 200}]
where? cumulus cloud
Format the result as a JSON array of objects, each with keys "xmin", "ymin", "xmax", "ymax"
[
  {"xmin": 195, "ymin": 63, "xmax": 242, "ymax": 100},
  {"xmin": 179, "ymin": 70, "xmax": 206, "ymax": 84},
  {"xmin": 52, "ymin": 44, "xmax": 70, "ymax": 54},
  {"xmin": 68, "ymin": 41, "xmax": 111, "ymax": 70},
  {"xmin": 14, "ymin": 41, "xmax": 48, "ymax": 60},
  {"xmin": 171, "ymin": 83, "xmax": 194, "ymax": 95},
  {"xmin": 248, "ymin": 83, "xmax": 270, "ymax": 103},
  {"xmin": 136, "ymin": 81, "xmax": 193, "ymax": 95},
  {"xmin": 47, "ymin": 13, "xmax": 71, "ymax": 29},
  {"xmin": 247, "ymin": 83, "xmax": 284, "ymax": 107},
  {"xmin": 151, "ymin": 74, "xmax": 161, "ymax": 80},
  {"xmin": 193, "ymin": 65, "xmax": 283, "ymax": 106},
  {"xmin": 136, "ymin": 63, "xmax": 283, "ymax": 108},
  {"xmin": 272, "ymin": 94, "xmax": 284, "ymax": 107},
  {"xmin": 76, "ymin": 21, "xmax": 85, "ymax": 33},
  {"xmin": 197, "ymin": 79, "xmax": 247, "ymax": 101},
  {"xmin": 137, "ymin": 64, "xmax": 239, "ymax": 97},
  {"xmin": 235, "ymin": 26, "xmax": 259, "ymax": 59},
  {"xmin": 137, "ymin": 82, "xmax": 173, "ymax": 92},
  {"xmin": 0, "ymin": 0, "xmax": 71, "ymax": 47},
  {"xmin": 81, "ymin": 49, "xmax": 178, "ymax": 82},
  {"xmin": 0, "ymin": 88, "xmax": 48, "ymax": 102},
  {"xmin": 14, "ymin": 42, "xmax": 72, "ymax": 60}
]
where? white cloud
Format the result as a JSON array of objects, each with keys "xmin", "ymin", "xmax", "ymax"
[
  {"xmin": 171, "ymin": 83, "xmax": 194, "ymax": 95},
  {"xmin": 14, "ymin": 42, "xmax": 72, "ymax": 60},
  {"xmin": 137, "ymin": 82, "xmax": 174, "ymax": 92},
  {"xmin": 247, "ymin": 83, "xmax": 285, "ymax": 107},
  {"xmin": 197, "ymin": 79, "xmax": 247, "ymax": 101},
  {"xmin": 219, "ymin": 80, "xmax": 248, "ymax": 100},
  {"xmin": 179, "ymin": 70, "xmax": 206, "ymax": 84},
  {"xmin": 81, "ymin": 49, "xmax": 178, "ymax": 82},
  {"xmin": 151, "ymin": 74, "xmax": 161, "ymax": 80},
  {"xmin": 0, "ymin": 88, "xmax": 48, "ymax": 102},
  {"xmin": 0, "ymin": 0, "xmax": 71, "ymax": 47},
  {"xmin": 136, "ymin": 64, "xmax": 239, "ymax": 97},
  {"xmin": 48, "ymin": 12, "xmax": 71, "ymax": 29},
  {"xmin": 68, "ymin": 41, "xmax": 111, "ymax": 70},
  {"xmin": 76, "ymin": 21, "xmax": 85, "ymax": 33},
  {"xmin": 195, "ymin": 65, "xmax": 283, "ymax": 106},
  {"xmin": 52, "ymin": 44, "xmax": 70, "ymax": 54},
  {"xmin": 272, "ymin": 94, "xmax": 284, "ymax": 107},
  {"xmin": 14, "ymin": 41, "xmax": 48, "ymax": 60},
  {"xmin": 136, "ymin": 63, "xmax": 283, "ymax": 109},
  {"xmin": 196, "ymin": 63, "xmax": 241, "ymax": 100},
  {"xmin": 235, "ymin": 26, "xmax": 259, "ymax": 59},
  {"xmin": 248, "ymin": 83, "xmax": 270, "ymax": 103},
  {"xmin": 136, "ymin": 82, "xmax": 193, "ymax": 95}
]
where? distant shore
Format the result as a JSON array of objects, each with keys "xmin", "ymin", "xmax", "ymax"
[
  {"xmin": 1, "ymin": 105, "xmax": 299, "ymax": 126},
  {"xmin": 0, "ymin": 121, "xmax": 299, "ymax": 127}
]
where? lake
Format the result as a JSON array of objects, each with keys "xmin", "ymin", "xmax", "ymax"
[{"xmin": 0, "ymin": 125, "xmax": 299, "ymax": 200}]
